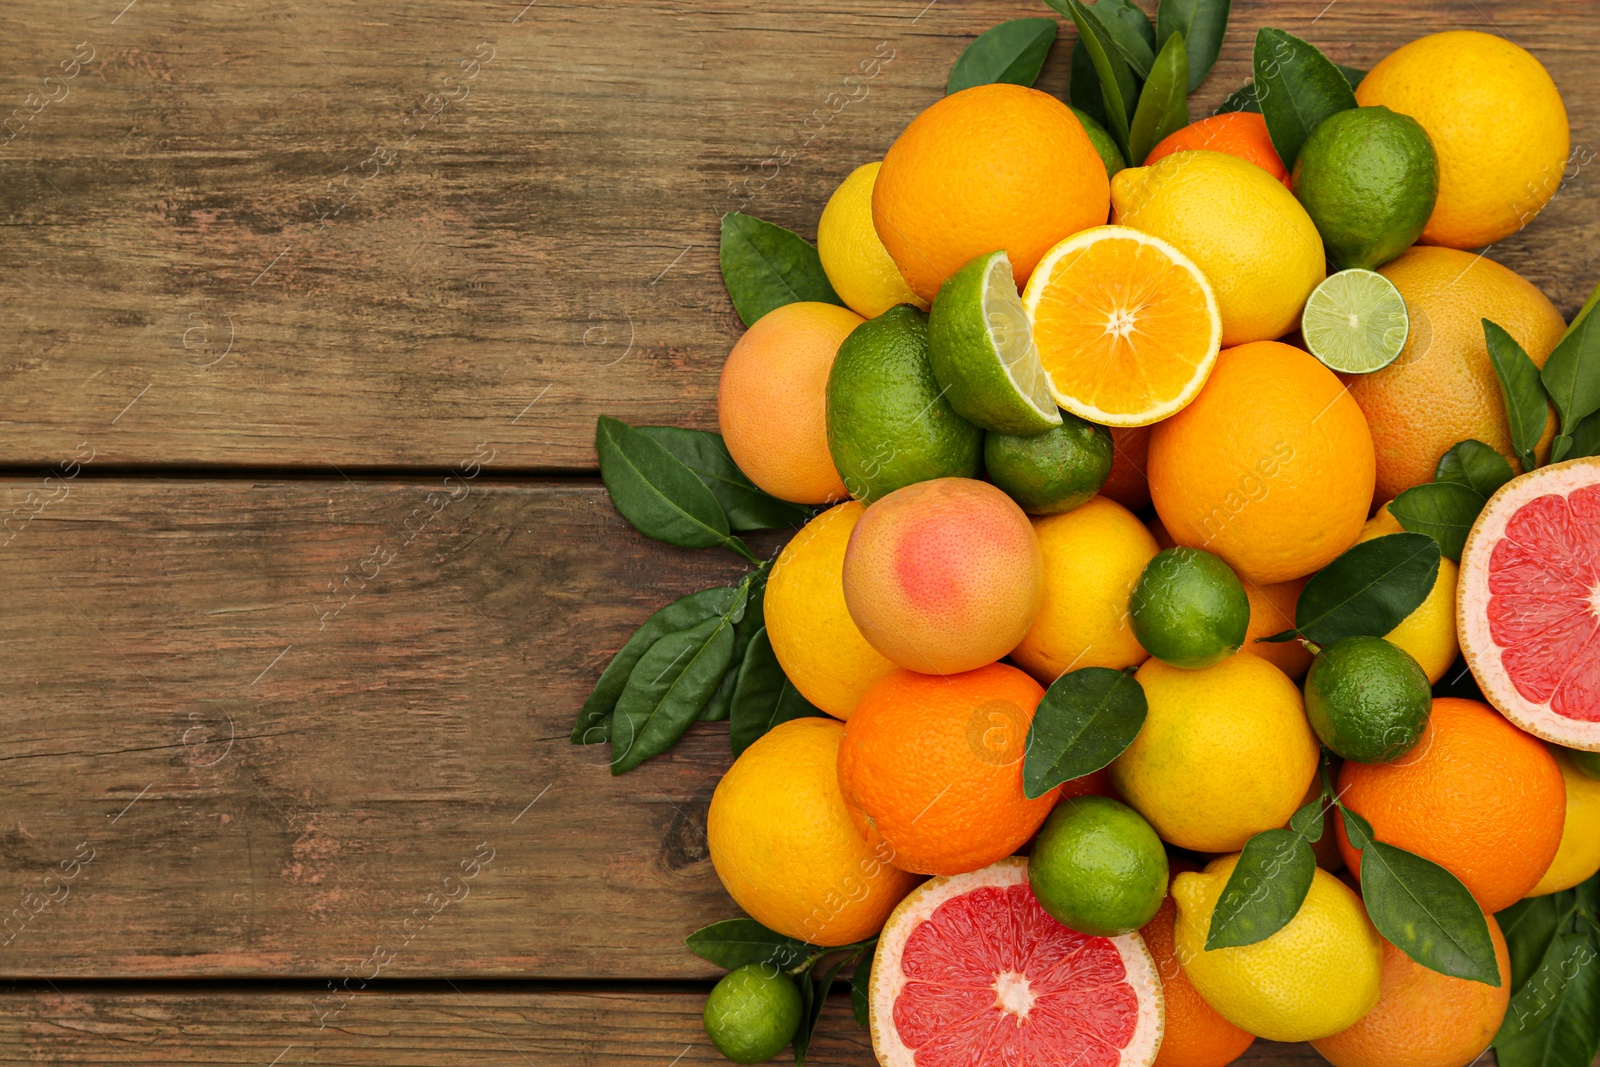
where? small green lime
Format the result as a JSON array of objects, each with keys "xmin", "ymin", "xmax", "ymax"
[
  {"xmin": 984, "ymin": 413, "xmax": 1112, "ymax": 514},
  {"xmin": 826, "ymin": 304, "xmax": 983, "ymax": 502},
  {"xmin": 703, "ymin": 963, "xmax": 804, "ymax": 1064},
  {"xmin": 1304, "ymin": 635, "xmax": 1432, "ymax": 764},
  {"xmin": 1563, "ymin": 747, "xmax": 1600, "ymax": 781},
  {"xmin": 1302, "ymin": 269, "xmax": 1410, "ymax": 374},
  {"xmin": 1073, "ymin": 107, "xmax": 1126, "ymax": 181},
  {"xmin": 1292, "ymin": 105, "xmax": 1439, "ymax": 271},
  {"xmin": 928, "ymin": 250, "xmax": 1062, "ymax": 435},
  {"xmin": 1129, "ymin": 547, "xmax": 1250, "ymax": 669},
  {"xmin": 1028, "ymin": 796, "xmax": 1168, "ymax": 936}
]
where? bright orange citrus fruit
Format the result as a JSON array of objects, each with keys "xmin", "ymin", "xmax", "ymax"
[{"xmin": 1144, "ymin": 111, "xmax": 1288, "ymax": 186}]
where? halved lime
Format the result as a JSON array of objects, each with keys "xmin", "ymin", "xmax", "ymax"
[
  {"xmin": 1302, "ymin": 269, "xmax": 1410, "ymax": 374},
  {"xmin": 927, "ymin": 250, "xmax": 1062, "ymax": 436}
]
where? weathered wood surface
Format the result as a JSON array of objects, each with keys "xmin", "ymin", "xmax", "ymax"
[
  {"xmin": 1, "ymin": 0, "xmax": 1597, "ymax": 470},
  {"xmin": 0, "ymin": 990, "xmax": 1338, "ymax": 1065}
]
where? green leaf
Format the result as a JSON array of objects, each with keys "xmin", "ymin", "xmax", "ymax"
[
  {"xmin": 1501, "ymin": 924, "xmax": 1592, "ymax": 1039},
  {"xmin": 1543, "ymin": 280, "xmax": 1600, "ymax": 463},
  {"xmin": 1293, "ymin": 533, "xmax": 1441, "ymax": 645},
  {"xmin": 1069, "ymin": 39, "xmax": 1109, "ymax": 125},
  {"xmin": 1128, "ymin": 32, "xmax": 1190, "ymax": 165},
  {"xmin": 1495, "ymin": 926, "xmax": 1600, "ymax": 1067},
  {"xmin": 1048, "ymin": 0, "xmax": 1136, "ymax": 156},
  {"xmin": 610, "ymin": 585, "xmax": 746, "ymax": 774},
  {"xmin": 1390, "ymin": 481, "xmax": 1486, "ymax": 562},
  {"xmin": 1156, "ymin": 0, "xmax": 1230, "ymax": 91},
  {"xmin": 686, "ymin": 919, "xmax": 814, "ymax": 971},
  {"xmin": 1214, "ymin": 79, "xmax": 1259, "ymax": 113},
  {"xmin": 1252, "ymin": 27, "xmax": 1358, "ymax": 169},
  {"xmin": 596, "ymin": 416, "xmax": 752, "ymax": 559},
  {"xmin": 1023, "ymin": 667, "xmax": 1147, "ymax": 799},
  {"xmin": 1497, "ymin": 890, "xmax": 1576, "ymax": 994},
  {"xmin": 702, "ymin": 564, "xmax": 770, "ymax": 723},
  {"xmin": 635, "ymin": 427, "xmax": 811, "ymax": 532},
  {"xmin": 1289, "ymin": 790, "xmax": 1327, "ymax": 842},
  {"xmin": 850, "ymin": 950, "xmax": 873, "ymax": 1028},
  {"xmin": 729, "ymin": 627, "xmax": 825, "ymax": 756},
  {"xmin": 947, "ymin": 18, "xmax": 1058, "ymax": 94},
  {"xmin": 1435, "ymin": 439, "xmax": 1515, "ymax": 498},
  {"xmin": 1567, "ymin": 408, "xmax": 1600, "ymax": 460},
  {"xmin": 1089, "ymin": 0, "xmax": 1157, "ymax": 79},
  {"xmin": 1483, "ymin": 320, "xmax": 1550, "ymax": 474},
  {"xmin": 1206, "ymin": 827, "xmax": 1317, "ymax": 949},
  {"xmin": 718, "ymin": 213, "xmax": 844, "ymax": 328},
  {"xmin": 1336, "ymin": 64, "xmax": 1366, "ymax": 90},
  {"xmin": 572, "ymin": 585, "xmax": 742, "ymax": 743},
  {"xmin": 794, "ymin": 953, "xmax": 851, "ymax": 1065}
]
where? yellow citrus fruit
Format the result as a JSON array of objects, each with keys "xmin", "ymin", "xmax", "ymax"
[
  {"xmin": 1357, "ymin": 30, "xmax": 1570, "ymax": 249},
  {"xmin": 1351, "ymin": 246, "xmax": 1566, "ymax": 501},
  {"xmin": 765, "ymin": 502, "xmax": 897, "ymax": 719},
  {"xmin": 1022, "ymin": 225, "xmax": 1221, "ymax": 426},
  {"xmin": 818, "ymin": 162, "xmax": 927, "ymax": 319},
  {"xmin": 1011, "ymin": 496, "xmax": 1158, "ymax": 684},
  {"xmin": 1111, "ymin": 150, "xmax": 1325, "ymax": 346},
  {"xmin": 874, "ymin": 83, "xmax": 1111, "ymax": 302},
  {"xmin": 707, "ymin": 717, "xmax": 919, "ymax": 946},
  {"xmin": 1113, "ymin": 655, "xmax": 1318, "ymax": 853},
  {"xmin": 1358, "ymin": 503, "xmax": 1458, "ymax": 683},
  {"xmin": 1173, "ymin": 855, "xmax": 1383, "ymax": 1042},
  {"xmin": 1529, "ymin": 745, "xmax": 1600, "ymax": 895},
  {"xmin": 1240, "ymin": 577, "xmax": 1312, "ymax": 680},
  {"xmin": 1149, "ymin": 341, "xmax": 1375, "ymax": 585}
]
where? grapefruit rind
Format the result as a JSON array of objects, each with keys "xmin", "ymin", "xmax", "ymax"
[
  {"xmin": 1458, "ymin": 456, "xmax": 1600, "ymax": 752},
  {"xmin": 868, "ymin": 856, "xmax": 1165, "ymax": 1067}
]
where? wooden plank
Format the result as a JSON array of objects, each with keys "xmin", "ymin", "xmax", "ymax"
[
  {"xmin": 2, "ymin": 0, "xmax": 1597, "ymax": 469},
  {"xmin": 0, "ymin": 989, "xmax": 1337, "ymax": 1065}
]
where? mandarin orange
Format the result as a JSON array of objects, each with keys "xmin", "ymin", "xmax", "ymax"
[{"xmin": 1144, "ymin": 112, "xmax": 1288, "ymax": 185}]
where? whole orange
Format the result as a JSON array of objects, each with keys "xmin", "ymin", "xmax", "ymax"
[
  {"xmin": 1149, "ymin": 341, "xmax": 1375, "ymax": 585},
  {"xmin": 1349, "ymin": 246, "xmax": 1566, "ymax": 501},
  {"xmin": 836, "ymin": 664, "xmax": 1055, "ymax": 876},
  {"xmin": 1311, "ymin": 914, "xmax": 1511, "ymax": 1067},
  {"xmin": 717, "ymin": 301, "xmax": 862, "ymax": 504},
  {"xmin": 1336, "ymin": 698, "xmax": 1567, "ymax": 913},
  {"xmin": 1144, "ymin": 111, "xmax": 1288, "ymax": 185},
  {"xmin": 1142, "ymin": 871, "xmax": 1256, "ymax": 1067},
  {"xmin": 1240, "ymin": 576, "xmax": 1312, "ymax": 680},
  {"xmin": 873, "ymin": 83, "xmax": 1110, "ymax": 301},
  {"xmin": 1102, "ymin": 425, "xmax": 1153, "ymax": 512}
]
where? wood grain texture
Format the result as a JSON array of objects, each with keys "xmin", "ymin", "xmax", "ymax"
[{"xmin": 1, "ymin": 0, "xmax": 1597, "ymax": 469}]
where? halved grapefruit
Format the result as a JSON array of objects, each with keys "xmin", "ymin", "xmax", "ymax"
[
  {"xmin": 869, "ymin": 856, "xmax": 1164, "ymax": 1067},
  {"xmin": 1458, "ymin": 456, "xmax": 1600, "ymax": 752}
]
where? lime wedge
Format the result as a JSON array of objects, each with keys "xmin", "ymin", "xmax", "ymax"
[
  {"xmin": 927, "ymin": 250, "xmax": 1062, "ymax": 435},
  {"xmin": 1302, "ymin": 269, "xmax": 1410, "ymax": 374}
]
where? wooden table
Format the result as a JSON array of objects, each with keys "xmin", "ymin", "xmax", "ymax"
[{"xmin": 0, "ymin": 0, "xmax": 1593, "ymax": 1062}]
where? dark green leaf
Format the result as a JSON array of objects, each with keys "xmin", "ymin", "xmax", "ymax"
[
  {"xmin": 1023, "ymin": 667, "xmax": 1147, "ymax": 799},
  {"xmin": 1543, "ymin": 280, "xmax": 1600, "ymax": 463},
  {"xmin": 947, "ymin": 18, "xmax": 1058, "ymax": 94},
  {"xmin": 1483, "ymin": 320, "xmax": 1550, "ymax": 474},
  {"xmin": 1355, "ymin": 834, "xmax": 1501, "ymax": 985},
  {"xmin": 850, "ymin": 950, "xmax": 873, "ymax": 1028},
  {"xmin": 1069, "ymin": 39, "xmax": 1109, "ymax": 125},
  {"xmin": 1288, "ymin": 792, "xmax": 1327, "ymax": 842},
  {"xmin": 1390, "ymin": 481, "xmax": 1486, "ymax": 562},
  {"xmin": 595, "ymin": 416, "xmax": 743, "ymax": 554},
  {"xmin": 729, "ymin": 627, "xmax": 825, "ymax": 756},
  {"xmin": 702, "ymin": 565, "xmax": 770, "ymax": 722},
  {"xmin": 1089, "ymin": 0, "xmax": 1157, "ymax": 79},
  {"xmin": 794, "ymin": 954, "xmax": 851, "ymax": 1065},
  {"xmin": 1336, "ymin": 64, "xmax": 1366, "ymax": 89},
  {"xmin": 1048, "ymin": 0, "xmax": 1136, "ymax": 156},
  {"xmin": 1214, "ymin": 79, "xmax": 1259, "ymax": 113},
  {"xmin": 1495, "ymin": 927, "xmax": 1600, "ymax": 1067},
  {"xmin": 636, "ymin": 427, "xmax": 811, "ymax": 532},
  {"xmin": 1294, "ymin": 533, "xmax": 1441, "ymax": 645},
  {"xmin": 573, "ymin": 585, "xmax": 741, "ymax": 743},
  {"xmin": 1206, "ymin": 828, "xmax": 1317, "ymax": 949},
  {"xmin": 1341, "ymin": 804, "xmax": 1375, "ymax": 849},
  {"xmin": 719, "ymin": 213, "xmax": 844, "ymax": 328},
  {"xmin": 1567, "ymin": 408, "xmax": 1600, "ymax": 461},
  {"xmin": 1434, "ymin": 439, "xmax": 1515, "ymax": 498},
  {"xmin": 610, "ymin": 587, "xmax": 745, "ymax": 774},
  {"xmin": 686, "ymin": 919, "xmax": 815, "ymax": 971},
  {"xmin": 1500, "ymin": 924, "xmax": 1592, "ymax": 1040},
  {"xmin": 1252, "ymin": 27, "xmax": 1358, "ymax": 168},
  {"xmin": 1497, "ymin": 890, "xmax": 1576, "ymax": 994},
  {"xmin": 1128, "ymin": 32, "xmax": 1190, "ymax": 165},
  {"xmin": 1156, "ymin": 0, "xmax": 1230, "ymax": 90}
]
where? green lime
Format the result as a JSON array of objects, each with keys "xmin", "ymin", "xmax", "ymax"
[
  {"xmin": 826, "ymin": 304, "xmax": 983, "ymax": 502},
  {"xmin": 1129, "ymin": 547, "xmax": 1250, "ymax": 669},
  {"xmin": 1568, "ymin": 747, "xmax": 1600, "ymax": 780},
  {"xmin": 1073, "ymin": 107, "xmax": 1126, "ymax": 181},
  {"xmin": 1301, "ymin": 269, "xmax": 1410, "ymax": 374},
  {"xmin": 1304, "ymin": 635, "xmax": 1432, "ymax": 763},
  {"xmin": 1292, "ymin": 105, "xmax": 1439, "ymax": 271},
  {"xmin": 703, "ymin": 963, "xmax": 803, "ymax": 1064},
  {"xmin": 984, "ymin": 413, "xmax": 1113, "ymax": 514},
  {"xmin": 1028, "ymin": 796, "xmax": 1168, "ymax": 936},
  {"xmin": 928, "ymin": 250, "xmax": 1062, "ymax": 436}
]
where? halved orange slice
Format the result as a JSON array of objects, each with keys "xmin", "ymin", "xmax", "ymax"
[{"xmin": 1022, "ymin": 225, "xmax": 1222, "ymax": 427}]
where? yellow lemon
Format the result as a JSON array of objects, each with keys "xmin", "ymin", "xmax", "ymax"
[
  {"xmin": 817, "ymin": 162, "xmax": 927, "ymax": 318},
  {"xmin": 1359, "ymin": 503, "xmax": 1459, "ymax": 683},
  {"xmin": 1112, "ymin": 654, "xmax": 1318, "ymax": 852},
  {"xmin": 1010, "ymin": 496, "xmax": 1157, "ymax": 684},
  {"xmin": 1111, "ymin": 150, "xmax": 1325, "ymax": 346},
  {"xmin": 765, "ymin": 502, "xmax": 896, "ymax": 719},
  {"xmin": 1173, "ymin": 855, "xmax": 1383, "ymax": 1041},
  {"xmin": 1529, "ymin": 745, "xmax": 1600, "ymax": 895}
]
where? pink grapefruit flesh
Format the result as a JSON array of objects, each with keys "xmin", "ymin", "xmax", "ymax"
[
  {"xmin": 870, "ymin": 857, "xmax": 1164, "ymax": 1067},
  {"xmin": 1459, "ymin": 457, "xmax": 1600, "ymax": 752}
]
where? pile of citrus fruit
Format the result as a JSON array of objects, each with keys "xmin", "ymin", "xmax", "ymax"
[{"xmin": 579, "ymin": 7, "xmax": 1600, "ymax": 1067}]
